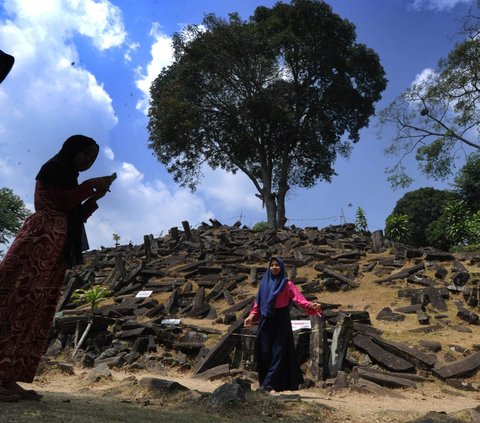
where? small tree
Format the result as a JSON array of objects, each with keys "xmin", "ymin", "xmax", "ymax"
[
  {"xmin": 70, "ymin": 285, "xmax": 112, "ymax": 357},
  {"xmin": 112, "ymin": 233, "xmax": 121, "ymax": 247},
  {"xmin": 385, "ymin": 214, "xmax": 412, "ymax": 244},
  {"xmin": 354, "ymin": 207, "xmax": 368, "ymax": 234}
]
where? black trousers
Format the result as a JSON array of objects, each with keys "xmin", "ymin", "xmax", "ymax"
[{"xmin": 255, "ymin": 307, "xmax": 303, "ymax": 391}]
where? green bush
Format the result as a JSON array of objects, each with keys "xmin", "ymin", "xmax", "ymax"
[
  {"xmin": 251, "ymin": 221, "xmax": 270, "ymax": 231},
  {"xmin": 385, "ymin": 214, "xmax": 412, "ymax": 244},
  {"xmin": 451, "ymin": 244, "xmax": 480, "ymax": 253},
  {"xmin": 354, "ymin": 207, "xmax": 368, "ymax": 233}
]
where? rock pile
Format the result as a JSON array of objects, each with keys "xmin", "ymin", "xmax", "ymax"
[{"xmin": 42, "ymin": 221, "xmax": 480, "ymax": 395}]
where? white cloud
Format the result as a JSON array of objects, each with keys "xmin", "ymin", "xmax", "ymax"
[
  {"xmin": 199, "ymin": 168, "xmax": 263, "ymax": 215},
  {"xmin": 86, "ymin": 161, "xmax": 215, "ymax": 248},
  {"xmin": 0, "ymin": 1, "xmax": 238, "ymax": 251},
  {"xmin": 132, "ymin": 24, "xmax": 265, "ymax": 227},
  {"xmin": 412, "ymin": 67, "xmax": 436, "ymax": 86},
  {"xmin": 408, "ymin": 0, "xmax": 474, "ymax": 11},
  {"xmin": 124, "ymin": 41, "xmax": 139, "ymax": 62},
  {"xmin": 135, "ymin": 23, "xmax": 174, "ymax": 115},
  {"xmin": 103, "ymin": 146, "xmax": 115, "ymax": 160},
  {"xmin": 0, "ymin": 0, "xmax": 122, "ymax": 197}
]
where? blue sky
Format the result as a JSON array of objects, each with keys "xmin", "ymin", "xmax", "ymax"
[{"xmin": 0, "ymin": 0, "xmax": 477, "ymax": 249}]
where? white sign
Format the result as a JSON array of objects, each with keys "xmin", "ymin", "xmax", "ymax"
[
  {"xmin": 135, "ymin": 290, "xmax": 153, "ymax": 298},
  {"xmin": 291, "ymin": 320, "xmax": 311, "ymax": 331},
  {"xmin": 161, "ymin": 319, "xmax": 181, "ymax": 326}
]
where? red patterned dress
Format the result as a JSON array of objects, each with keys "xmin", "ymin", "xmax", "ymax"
[{"xmin": 0, "ymin": 180, "xmax": 96, "ymax": 383}]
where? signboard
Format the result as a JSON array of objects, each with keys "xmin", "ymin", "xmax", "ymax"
[
  {"xmin": 291, "ymin": 320, "xmax": 311, "ymax": 331},
  {"xmin": 135, "ymin": 290, "xmax": 153, "ymax": 298}
]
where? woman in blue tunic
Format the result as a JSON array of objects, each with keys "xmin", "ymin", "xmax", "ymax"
[{"xmin": 245, "ymin": 257, "xmax": 322, "ymax": 393}]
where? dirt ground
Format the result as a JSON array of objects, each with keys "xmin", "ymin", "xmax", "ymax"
[
  {"xmin": 4, "ymin": 250, "xmax": 480, "ymax": 422},
  {"xmin": 0, "ymin": 357, "xmax": 476, "ymax": 423}
]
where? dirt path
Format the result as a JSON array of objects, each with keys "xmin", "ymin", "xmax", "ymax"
[{"xmin": 9, "ymin": 368, "xmax": 476, "ymax": 423}]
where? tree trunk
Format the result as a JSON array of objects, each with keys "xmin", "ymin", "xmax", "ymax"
[
  {"xmin": 72, "ymin": 318, "xmax": 93, "ymax": 358},
  {"xmin": 277, "ymin": 182, "xmax": 289, "ymax": 229},
  {"xmin": 264, "ymin": 192, "xmax": 277, "ymax": 229}
]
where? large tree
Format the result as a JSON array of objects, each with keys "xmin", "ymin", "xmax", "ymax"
[
  {"xmin": 0, "ymin": 187, "xmax": 30, "ymax": 245},
  {"xmin": 147, "ymin": 0, "xmax": 386, "ymax": 228},
  {"xmin": 379, "ymin": 13, "xmax": 480, "ymax": 188}
]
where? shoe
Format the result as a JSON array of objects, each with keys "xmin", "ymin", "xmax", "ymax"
[
  {"xmin": 0, "ymin": 387, "xmax": 21, "ymax": 402},
  {"xmin": 1, "ymin": 382, "xmax": 43, "ymax": 401}
]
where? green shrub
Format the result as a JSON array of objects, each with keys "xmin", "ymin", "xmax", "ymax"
[
  {"xmin": 385, "ymin": 214, "xmax": 412, "ymax": 243},
  {"xmin": 252, "ymin": 221, "xmax": 270, "ymax": 231},
  {"xmin": 354, "ymin": 207, "xmax": 368, "ymax": 233}
]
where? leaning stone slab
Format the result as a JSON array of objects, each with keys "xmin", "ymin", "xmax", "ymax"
[
  {"xmin": 322, "ymin": 266, "xmax": 359, "ymax": 289},
  {"xmin": 194, "ymin": 319, "xmax": 244, "ymax": 374},
  {"xmin": 352, "ymin": 367, "xmax": 417, "ymax": 389},
  {"xmin": 371, "ymin": 336, "xmax": 437, "ymax": 370},
  {"xmin": 432, "ymin": 352, "xmax": 480, "ymax": 380},
  {"xmin": 355, "ymin": 365, "xmax": 431, "ymax": 382},
  {"xmin": 353, "ymin": 334, "xmax": 415, "ymax": 372},
  {"xmin": 373, "ymin": 263, "xmax": 425, "ymax": 284},
  {"xmin": 193, "ymin": 363, "xmax": 230, "ymax": 380},
  {"xmin": 350, "ymin": 378, "xmax": 405, "ymax": 398}
]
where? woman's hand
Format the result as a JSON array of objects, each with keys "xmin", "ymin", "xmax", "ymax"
[
  {"xmin": 91, "ymin": 189, "xmax": 108, "ymax": 202},
  {"xmin": 307, "ymin": 302, "xmax": 323, "ymax": 316},
  {"xmin": 244, "ymin": 314, "xmax": 255, "ymax": 327},
  {"xmin": 308, "ymin": 302, "xmax": 322, "ymax": 312},
  {"xmin": 87, "ymin": 176, "xmax": 113, "ymax": 192}
]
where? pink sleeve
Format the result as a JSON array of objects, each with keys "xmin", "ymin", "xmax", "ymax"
[
  {"xmin": 249, "ymin": 301, "xmax": 260, "ymax": 317},
  {"xmin": 287, "ymin": 281, "xmax": 318, "ymax": 316}
]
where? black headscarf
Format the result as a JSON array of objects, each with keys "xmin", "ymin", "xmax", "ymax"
[
  {"xmin": 0, "ymin": 50, "xmax": 14, "ymax": 84},
  {"xmin": 36, "ymin": 135, "xmax": 99, "ymax": 267}
]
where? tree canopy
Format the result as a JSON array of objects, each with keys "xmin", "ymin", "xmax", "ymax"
[
  {"xmin": 452, "ymin": 151, "xmax": 480, "ymax": 211},
  {"xmin": 0, "ymin": 187, "xmax": 30, "ymax": 245},
  {"xmin": 379, "ymin": 13, "xmax": 480, "ymax": 188},
  {"xmin": 388, "ymin": 187, "xmax": 458, "ymax": 248},
  {"xmin": 147, "ymin": 0, "xmax": 386, "ymax": 228}
]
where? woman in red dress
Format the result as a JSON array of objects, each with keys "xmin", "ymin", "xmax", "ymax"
[{"xmin": 0, "ymin": 135, "xmax": 113, "ymax": 401}]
